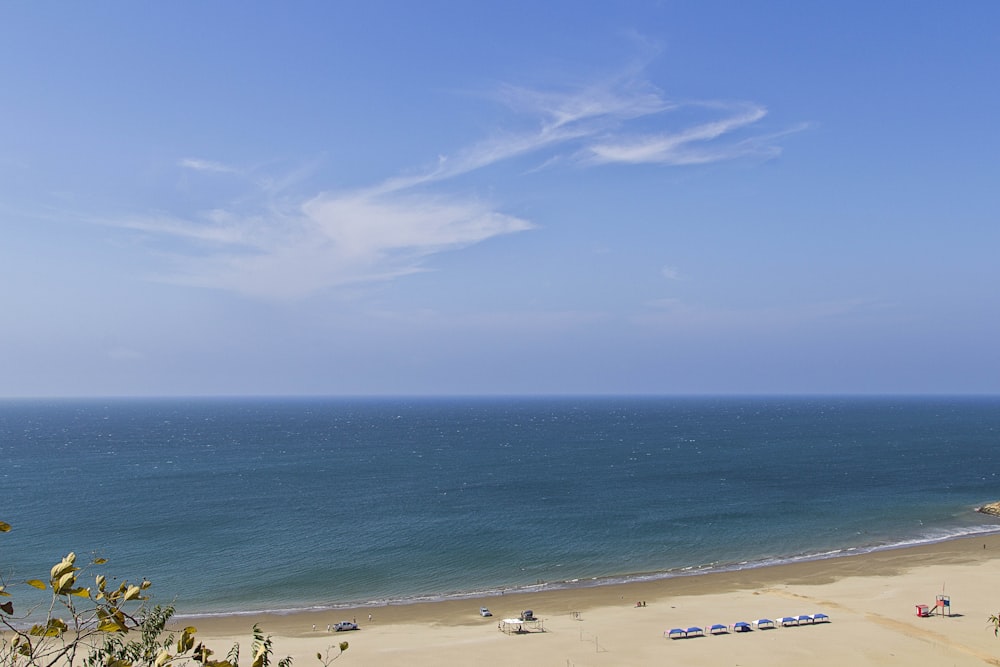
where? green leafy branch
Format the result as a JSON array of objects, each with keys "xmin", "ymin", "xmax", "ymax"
[{"xmin": 1, "ymin": 521, "xmax": 346, "ymax": 667}]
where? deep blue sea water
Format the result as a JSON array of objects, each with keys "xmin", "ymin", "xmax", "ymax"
[{"xmin": 2, "ymin": 396, "xmax": 1000, "ymax": 617}]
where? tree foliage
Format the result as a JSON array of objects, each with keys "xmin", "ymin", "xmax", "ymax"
[{"xmin": 0, "ymin": 521, "xmax": 347, "ymax": 667}]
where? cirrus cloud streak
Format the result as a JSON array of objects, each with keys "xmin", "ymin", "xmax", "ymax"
[{"xmin": 114, "ymin": 67, "xmax": 796, "ymax": 300}]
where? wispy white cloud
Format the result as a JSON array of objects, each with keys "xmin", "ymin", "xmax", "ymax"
[
  {"xmin": 494, "ymin": 76, "xmax": 674, "ymax": 130},
  {"xmin": 301, "ymin": 191, "xmax": 533, "ymax": 260},
  {"xmin": 127, "ymin": 191, "xmax": 533, "ymax": 300},
  {"xmin": 109, "ymin": 66, "xmax": 797, "ymax": 300},
  {"xmin": 371, "ymin": 75, "xmax": 680, "ymax": 193},
  {"xmin": 179, "ymin": 158, "xmax": 239, "ymax": 174},
  {"xmin": 585, "ymin": 103, "xmax": 773, "ymax": 165},
  {"xmin": 111, "ymin": 212, "xmax": 255, "ymax": 246}
]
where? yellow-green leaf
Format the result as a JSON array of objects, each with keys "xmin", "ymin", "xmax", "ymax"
[
  {"xmin": 26, "ymin": 579, "xmax": 47, "ymax": 590},
  {"xmin": 155, "ymin": 650, "xmax": 172, "ymax": 667},
  {"xmin": 55, "ymin": 572, "xmax": 76, "ymax": 594},
  {"xmin": 50, "ymin": 557, "xmax": 77, "ymax": 583},
  {"xmin": 178, "ymin": 627, "xmax": 196, "ymax": 652},
  {"xmin": 123, "ymin": 585, "xmax": 141, "ymax": 601},
  {"xmin": 0, "ymin": 521, "xmax": 10, "ymax": 532},
  {"xmin": 93, "ymin": 557, "xmax": 107, "ymax": 564},
  {"xmin": 97, "ymin": 618, "xmax": 128, "ymax": 633},
  {"xmin": 192, "ymin": 643, "xmax": 212, "ymax": 661},
  {"xmin": 70, "ymin": 587, "xmax": 91, "ymax": 598},
  {"xmin": 29, "ymin": 618, "xmax": 67, "ymax": 637}
]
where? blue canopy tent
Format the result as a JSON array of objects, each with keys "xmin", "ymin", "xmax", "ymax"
[
  {"xmin": 666, "ymin": 628, "xmax": 686, "ymax": 639},
  {"xmin": 733, "ymin": 621, "xmax": 752, "ymax": 633},
  {"xmin": 709, "ymin": 623, "xmax": 728, "ymax": 635},
  {"xmin": 810, "ymin": 613, "xmax": 830, "ymax": 623},
  {"xmin": 754, "ymin": 618, "xmax": 775, "ymax": 629}
]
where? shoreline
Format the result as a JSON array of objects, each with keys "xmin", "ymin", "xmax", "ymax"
[
  {"xmin": 174, "ymin": 522, "xmax": 1000, "ymax": 620},
  {"xmin": 182, "ymin": 532, "xmax": 1000, "ymax": 665}
]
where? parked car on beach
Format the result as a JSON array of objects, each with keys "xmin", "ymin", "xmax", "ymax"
[
  {"xmin": 333, "ymin": 621, "xmax": 358, "ymax": 632},
  {"xmin": 480, "ymin": 607, "xmax": 492, "ymax": 617}
]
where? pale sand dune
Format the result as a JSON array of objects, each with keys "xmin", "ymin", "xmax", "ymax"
[{"xmin": 187, "ymin": 533, "xmax": 1000, "ymax": 666}]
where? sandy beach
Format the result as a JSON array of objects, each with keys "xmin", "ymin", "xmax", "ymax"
[{"xmin": 182, "ymin": 532, "xmax": 1000, "ymax": 666}]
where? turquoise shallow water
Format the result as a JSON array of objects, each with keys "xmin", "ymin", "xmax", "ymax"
[{"xmin": 2, "ymin": 396, "xmax": 999, "ymax": 616}]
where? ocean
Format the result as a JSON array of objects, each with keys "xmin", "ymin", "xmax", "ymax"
[{"xmin": 2, "ymin": 396, "xmax": 999, "ymax": 618}]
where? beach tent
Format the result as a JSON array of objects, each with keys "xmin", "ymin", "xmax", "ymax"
[
  {"xmin": 733, "ymin": 621, "xmax": 752, "ymax": 633},
  {"xmin": 686, "ymin": 626, "xmax": 704, "ymax": 637},
  {"xmin": 797, "ymin": 614, "xmax": 812, "ymax": 624},
  {"xmin": 810, "ymin": 613, "xmax": 830, "ymax": 623},
  {"xmin": 666, "ymin": 628, "xmax": 686, "ymax": 639},
  {"xmin": 779, "ymin": 616, "xmax": 798, "ymax": 626},
  {"xmin": 709, "ymin": 623, "xmax": 728, "ymax": 635},
  {"xmin": 753, "ymin": 618, "xmax": 775, "ymax": 629}
]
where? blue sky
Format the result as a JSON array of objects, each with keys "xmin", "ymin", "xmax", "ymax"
[{"xmin": 2, "ymin": 1, "xmax": 998, "ymax": 397}]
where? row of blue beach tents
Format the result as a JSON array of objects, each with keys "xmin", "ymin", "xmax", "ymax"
[{"xmin": 665, "ymin": 613, "xmax": 830, "ymax": 639}]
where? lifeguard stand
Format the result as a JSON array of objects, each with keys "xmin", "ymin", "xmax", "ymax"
[{"xmin": 915, "ymin": 595, "xmax": 951, "ymax": 617}]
